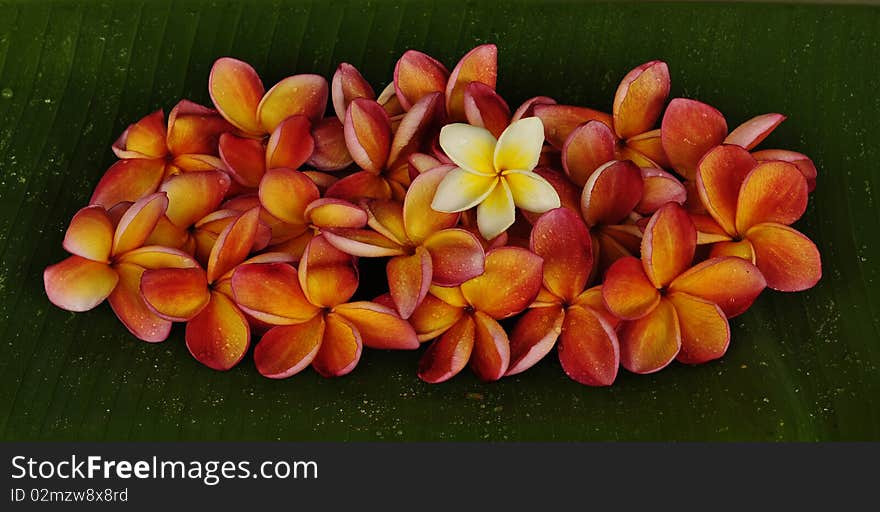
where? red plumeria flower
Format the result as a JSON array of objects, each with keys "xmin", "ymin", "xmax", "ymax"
[
  {"xmin": 410, "ymin": 246, "xmax": 544, "ymax": 383},
  {"xmin": 602, "ymin": 203, "xmax": 766, "ymax": 373},
  {"xmin": 507, "ymin": 208, "xmax": 620, "ymax": 386},
  {"xmin": 660, "ymin": 99, "xmax": 812, "ymax": 185},
  {"xmin": 139, "ymin": 208, "xmax": 268, "ymax": 370},
  {"xmin": 557, "ymin": 61, "xmax": 671, "ymax": 186},
  {"xmin": 694, "ymin": 144, "xmax": 822, "ymax": 291},
  {"xmin": 230, "ymin": 235, "xmax": 419, "ymax": 378},
  {"xmin": 92, "ymin": 100, "xmax": 232, "ymax": 208},
  {"xmin": 324, "ymin": 94, "xmax": 444, "ymax": 201},
  {"xmin": 321, "ymin": 166, "xmax": 487, "ymax": 319},
  {"xmin": 44, "ymin": 193, "xmax": 199, "ymax": 342}
]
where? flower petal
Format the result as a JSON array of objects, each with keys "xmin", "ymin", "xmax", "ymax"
[
  {"xmin": 461, "ymin": 246, "xmax": 543, "ymax": 319},
  {"xmin": 331, "ymin": 62, "xmax": 376, "ymax": 120},
  {"xmin": 208, "ymin": 57, "xmax": 265, "ymax": 135},
  {"xmin": 438, "ymin": 123, "xmax": 497, "ymax": 176},
  {"xmin": 469, "ymin": 311, "xmax": 510, "ymax": 381},
  {"xmin": 112, "ymin": 193, "xmax": 168, "ymax": 256},
  {"xmin": 258, "ymin": 168, "xmax": 320, "ymax": 225},
  {"xmin": 612, "ymin": 60, "xmax": 670, "ymax": 139},
  {"xmin": 636, "ymin": 167, "xmax": 687, "ymax": 215},
  {"xmin": 313, "ymin": 313, "xmax": 362, "ymax": 377},
  {"xmin": 530, "ymin": 207, "xmax": 592, "ymax": 303},
  {"xmin": 506, "ymin": 304, "xmax": 564, "ymax": 376},
  {"xmin": 331, "ymin": 301, "xmax": 420, "ymax": 349},
  {"xmin": 735, "ymin": 161, "xmax": 808, "ymax": 234},
  {"xmin": 446, "ymin": 44, "xmax": 498, "ymax": 122},
  {"xmin": 464, "ymin": 82, "xmax": 511, "ymax": 138},
  {"xmin": 108, "ymin": 263, "xmax": 172, "ymax": 342},
  {"xmin": 402, "ymin": 167, "xmax": 459, "ymax": 243},
  {"xmin": 63, "ymin": 205, "xmax": 114, "ymax": 262},
  {"xmin": 709, "ymin": 239, "xmax": 756, "ymax": 263},
  {"xmin": 431, "ymin": 167, "xmax": 498, "ymax": 213},
  {"xmin": 307, "ymin": 117, "xmax": 353, "ymax": 171},
  {"xmin": 667, "ymin": 292, "xmax": 730, "ymax": 364},
  {"xmin": 344, "ymin": 98, "xmax": 392, "ymax": 173},
  {"xmin": 298, "ymin": 201, "xmax": 363, "ymax": 233},
  {"xmin": 298, "ymin": 234, "xmax": 359, "ymax": 307},
  {"xmin": 724, "ymin": 113, "xmax": 785, "ymax": 150},
  {"xmin": 324, "ymin": 170, "xmax": 393, "ymax": 202},
  {"xmin": 140, "ymin": 267, "xmax": 210, "ymax": 321},
  {"xmin": 418, "ymin": 314, "xmax": 475, "ymax": 383},
  {"xmin": 265, "ymin": 115, "xmax": 314, "ymax": 170},
  {"xmin": 669, "ymin": 256, "xmax": 766, "ymax": 317},
  {"xmin": 559, "ymin": 304, "xmax": 619, "ymax": 386},
  {"xmin": 641, "ymin": 202, "xmax": 696, "ymax": 288},
  {"xmin": 602, "ymin": 256, "xmax": 660, "ymax": 320},
  {"xmin": 618, "ymin": 297, "xmax": 680, "ymax": 374},
  {"xmin": 321, "ymin": 228, "xmax": 406, "ymax": 257},
  {"xmin": 160, "ymin": 171, "xmax": 231, "ymax": 228},
  {"xmin": 661, "ymin": 98, "xmax": 728, "ymax": 180},
  {"xmin": 206, "ymin": 207, "xmax": 261, "ymax": 283},
  {"xmin": 44, "ymin": 256, "xmax": 118, "ymax": 312},
  {"xmin": 505, "ymin": 170, "xmax": 560, "ymax": 214},
  {"xmin": 510, "ymin": 95, "xmax": 556, "ymax": 123},
  {"xmin": 746, "ymin": 222, "xmax": 821, "ymax": 292},
  {"xmin": 219, "ymin": 133, "xmax": 266, "ymax": 188},
  {"xmin": 253, "ymin": 314, "xmax": 324, "ymax": 378},
  {"xmin": 695, "ymin": 144, "xmax": 757, "ymax": 235},
  {"xmin": 393, "ymin": 50, "xmax": 449, "ymax": 111},
  {"xmin": 580, "ymin": 160, "xmax": 643, "ymax": 227},
  {"xmin": 115, "ymin": 245, "xmax": 200, "ymax": 269},
  {"xmin": 89, "ymin": 159, "xmax": 165, "ymax": 208},
  {"xmin": 533, "ymin": 104, "xmax": 613, "ymax": 149},
  {"xmin": 231, "ymin": 262, "xmax": 321, "ymax": 325},
  {"xmin": 493, "ymin": 117, "xmax": 544, "ymax": 172},
  {"xmin": 752, "ymin": 149, "xmax": 817, "ymax": 192},
  {"xmin": 476, "ymin": 178, "xmax": 515, "ymax": 240},
  {"xmin": 386, "ymin": 247, "xmax": 433, "ymax": 319},
  {"xmin": 409, "ymin": 293, "xmax": 464, "ymax": 341},
  {"xmin": 422, "ymin": 228, "xmax": 485, "ymax": 287},
  {"xmin": 112, "ymin": 110, "xmax": 167, "ymax": 159},
  {"xmin": 562, "ymin": 120, "xmax": 617, "ymax": 187},
  {"xmin": 257, "ymin": 74, "xmax": 328, "ymax": 132},
  {"xmin": 625, "ymin": 128, "xmax": 669, "ymax": 168},
  {"xmin": 165, "ymin": 99, "xmax": 231, "ymax": 156},
  {"xmin": 387, "ymin": 92, "xmax": 444, "ymax": 169}
]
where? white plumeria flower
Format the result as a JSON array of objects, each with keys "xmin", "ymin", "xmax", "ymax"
[{"xmin": 431, "ymin": 117, "xmax": 560, "ymax": 240}]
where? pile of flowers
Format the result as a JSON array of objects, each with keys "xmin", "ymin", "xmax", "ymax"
[{"xmin": 43, "ymin": 45, "xmax": 821, "ymax": 385}]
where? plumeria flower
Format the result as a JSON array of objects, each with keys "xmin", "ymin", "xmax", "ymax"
[
  {"xmin": 506, "ymin": 208, "xmax": 620, "ymax": 386},
  {"xmin": 557, "ymin": 61, "xmax": 672, "ymax": 186},
  {"xmin": 321, "ymin": 167, "xmax": 486, "ymax": 319},
  {"xmin": 660, "ymin": 98, "xmax": 813, "ymax": 185},
  {"xmin": 408, "ymin": 246, "xmax": 544, "ymax": 382},
  {"xmin": 431, "ymin": 117, "xmax": 561, "ymax": 240},
  {"xmin": 694, "ymin": 144, "xmax": 822, "ymax": 291},
  {"xmin": 257, "ymin": 169, "xmax": 370, "ymax": 260},
  {"xmin": 325, "ymin": 94, "xmax": 444, "ymax": 201},
  {"xmin": 230, "ymin": 235, "xmax": 419, "ymax": 378},
  {"xmin": 139, "ymin": 208, "xmax": 270, "ymax": 370},
  {"xmin": 393, "ymin": 44, "xmax": 497, "ymax": 122},
  {"xmin": 602, "ymin": 203, "xmax": 766, "ymax": 373},
  {"xmin": 44, "ymin": 193, "xmax": 200, "ymax": 342},
  {"xmin": 91, "ymin": 100, "xmax": 232, "ymax": 208}
]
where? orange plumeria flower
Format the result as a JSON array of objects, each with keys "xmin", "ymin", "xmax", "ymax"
[
  {"xmin": 44, "ymin": 193, "xmax": 199, "ymax": 342},
  {"xmin": 693, "ymin": 144, "xmax": 822, "ymax": 291},
  {"xmin": 602, "ymin": 203, "xmax": 766, "ymax": 373},
  {"xmin": 230, "ymin": 235, "xmax": 419, "ymax": 378},
  {"xmin": 409, "ymin": 246, "xmax": 544, "ymax": 383},
  {"xmin": 321, "ymin": 166, "xmax": 487, "ymax": 319}
]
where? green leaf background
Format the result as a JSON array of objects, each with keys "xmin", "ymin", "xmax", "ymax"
[{"xmin": 0, "ymin": 0, "xmax": 877, "ymax": 441}]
